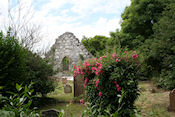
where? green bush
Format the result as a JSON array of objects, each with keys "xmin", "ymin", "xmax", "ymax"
[
  {"xmin": 25, "ymin": 51, "xmax": 56, "ymax": 96},
  {"xmin": 149, "ymin": 3, "xmax": 175, "ymax": 89},
  {"xmin": 73, "ymin": 50, "xmax": 140, "ymax": 116},
  {"xmin": 0, "ymin": 29, "xmax": 27, "ymax": 96},
  {"xmin": 1, "ymin": 83, "xmax": 39, "ymax": 117},
  {"xmin": 0, "ymin": 29, "xmax": 56, "ymax": 97}
]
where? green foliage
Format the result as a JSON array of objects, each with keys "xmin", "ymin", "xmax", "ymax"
[
  {"xmin": 120, "ymin": 0, "xmax": 170, "ymax": 49},
  {"xmin": 1, "ymin": 83, "xmax": 39, "ymax": 117},
  {"xmin": 81, "ymin": 35, "xmax": 109, "ymax": 57},
  {"xmin": 0, "ymin": 29, "xmax": 56, "ymax": 97},
  {"xmin": 25, "ymin": 51, "xmax": 56, "ymax": 96},
  {"xmin": 0, "ymin": 110, "xmax": 15, "ymax": 117},
  {"xmin": 0, "ymin": 29, "xmax": 27, "ymax": 96},
  {"xmin": 149, "ymin": 3, "xmax": 175, "ymax": 89},
  {"xmin": 74, "ymin": 50, "xmax": 140, "ymax": 116}
]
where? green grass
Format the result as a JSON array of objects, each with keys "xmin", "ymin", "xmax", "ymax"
[
  {"xmin": 38, "ymin": 80, "xmax": 175, "ymax": 117},
  {"xmin": 48, "ymin": 81, "xmax": 74, "ymax": 102},
  {"xmin": 38, "ymin": 80, "xmax": 86, "ymax": 117},
  {"xmin": 135, "ymin": 81, "xmax": 175, "ymax": 117}
]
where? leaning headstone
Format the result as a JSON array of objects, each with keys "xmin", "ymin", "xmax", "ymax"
[
  {"xmin": 64, "ymin": 84, "xmax": 72, "ymax": 93},
  {"xmin": 74, "ymin": 75, "xmax": 85, "ymax": 97},
  {"xmin": 168, "ymin": 89, "xmax": 175, "ymax": 111},
  {"xmin": 42, "ymin": 109, "xmax": 60, "ymax": 117}
]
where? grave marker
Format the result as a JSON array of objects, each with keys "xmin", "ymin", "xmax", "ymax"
[
  {"xmin": 168, "ymin": 89, "xmax": 175, "ymax": 111},
  {"xmin": 74, "ymin": 75, "xmax": 84, "ymax": 97},
  {"xmin": 42, "ymin": 109, "xmax": 60, "ymax": 117}
]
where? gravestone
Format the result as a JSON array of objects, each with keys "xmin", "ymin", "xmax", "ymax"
[
  {"xmin": 168, "ymin": 89, "xmax": 175, "ymax": 111},
  {"xmin": 74, "ymin": 75, "xmax": 85, "ymax": 97},
  {"xmin": 42, "ymin": 109, "xmax": 60, "ymax": 117},
  {"xmin": 64, "ymin": 84, "xmax": 72, "ymax": 93}
]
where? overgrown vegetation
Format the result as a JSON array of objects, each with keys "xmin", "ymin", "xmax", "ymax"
[
  {"xmin": 0, "ymin": 29, "xmax": 56, "ymax": 97},
  {"xmin": 82, "ymin": 0, "xmax": 175, "ymax": 90},
  {"xmin": 0, "ymin": 83, "xmax": 39, "ymax": 117},
  {"xmin": 73, "ymin": 51, "xmax": 140, "ymax": 116}
]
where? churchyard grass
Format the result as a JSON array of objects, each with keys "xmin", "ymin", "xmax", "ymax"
[
  {"xmin": 38, "ymin": 80, "xmax": 175, "ymax": 117},
  {"xmin": 136, "ymin": 81, "xmax": 175, "ymax": 117}
]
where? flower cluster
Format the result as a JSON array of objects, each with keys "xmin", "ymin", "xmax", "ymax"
[
  {"xmin": 73, "ymin": 51, "xmax": 139, "ymax": 98},
  {"xmin": 114, "ymin": 81, "xmax": 121, "ymax": 92}
]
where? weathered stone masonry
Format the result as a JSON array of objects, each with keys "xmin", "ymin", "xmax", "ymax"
[{"xmin": 46, "ymin": 32, "xmax": 93, "ymax": 77}]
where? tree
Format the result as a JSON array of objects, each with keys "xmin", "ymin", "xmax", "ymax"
[
  {"xmin": 81, "ymin": 35, "xmax": 109, "ymax": 57},
  {"xmin": 150, "ymin": 3, "xmax": 175, "ymax": 89},
  {"xmin": 25, "ymin": 50, "xmax": 56, "ymax": 96},
  {"xmin": 120, "ymin": 0, "xmax": 170, "ymax": 49},
  {"xmin": 0, "ymin": 29, "xmax": 56, "ymax": 96},
  {"xmin": 6, "ymin": 0, "xmax": 42, "ymax": 51},
  {"xmin": 0, "ymin": 29, "xmax": 27, "ymax": 95}
]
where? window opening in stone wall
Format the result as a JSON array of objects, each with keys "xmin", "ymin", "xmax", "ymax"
[{"xmin": 62, "ymin": 56, "xmax": 69, "ymax": 71}]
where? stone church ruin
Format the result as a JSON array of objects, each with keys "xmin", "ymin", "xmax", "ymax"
[{"xmin": 46, "ymin": 32, "xmax": 93, "ymax": 78}]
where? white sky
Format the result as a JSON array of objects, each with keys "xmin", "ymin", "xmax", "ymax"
[{"xmin": 0, "ymin": 0, "xmax": 131, "ymax": 51}]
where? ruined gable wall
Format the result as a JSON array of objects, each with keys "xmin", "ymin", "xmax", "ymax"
[{"xmin": 46, "ymin": 32, "xmax": 93, "ymax": 77}]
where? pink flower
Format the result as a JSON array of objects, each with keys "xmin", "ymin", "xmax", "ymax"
[
  {"xmin": 99, "ymin": 70, "xmax": 103, "ymax": 74},
  {"xmin": 112, "ymin": 53, "xmax": 116, "ymax": 58},
  {"xmin": 95, "ymin": 62, "xmax": 100, "ymax": 67},
  {"xmin": 132, "ymin": 54, "xmax": 139, "ymax": 60},
  {"xmin": 99, "ymin": 92, "xmax": 102, "ymax": 97},
  {"xmin": 91, "ymin": 67, "xmax": 97, "ymax": 72},
  {"xmin": 73, "ymin": 65, "xmax": 76, "ymax": 69},
  {"xmin": 77, "ymin": 67, "xmax": 81, "ymax": 74},
  {"xmin": 96, "ymin": 79, "xmax": 100, "ymax": 90},
  {"xmin": 80, "ymin": 99, "xmax": 84, "ymax": 104},
  {"xmin": 102, "ymin": 56, "xmax": 106, "ymax": 58},
  {"xmin": 117, "ymin": 87, "xmax": 121, "ymax": 92},
  {"xmin": 81, "ymin": 70, "xmax": 84, "ymax": 75},
  {"xmin": 95, "ymin": 71, "xmax": 99, "ymax": 76},
  {"xmin": 100, "ymin": 57, "xmax": 103, "ymax": 61},
  {"xmin": 114, "ymin": 81, "xmax": 117, "ymax": 84},
  {"xmin": 83, "ymin": 78, "xmax": 88, "ymax": 88},
  {"xmin": 98, "ymin": 64, "xmax": 102, "ymax": 70},
  {"xmin": 70, "ymin": 100, "xmax": 73, "ymax": 104},
  {"xmin": 84, "ymin": 61, "xmax": 89, "ymax": 67},
  {"xmin": 116, "ymin": 84, "xmax": 119, "ymax": 88},
  {"xmin": 74, "ymin": 71, "xmax": 77, "ymax": 78},
  {"xmin": 88, "ymin": 71, "xmax": 91, "ymax": 75},
  {"xmin": 96, "ymin": 79, "xmax": 100, "ymax": 85},
  {"xmin": 116, "ymin": 59, "xmax": 121, "ymax": 62},
  {"xmin": 124, "ymin": 51, "xmax": 127, "ymax": 54}
]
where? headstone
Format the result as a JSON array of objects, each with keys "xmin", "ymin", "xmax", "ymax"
[
  {"xmin": 62, "ymin": 78, "xmax": 67, "ymax": 84},
  {"xmin": 168, "ymin": 89, "xmax": 175, "ymax": 111},
  {"xmin": 42, "ymin": 109, "xmax": 60, "ymax": 117},
  {"xmin": 64, "ymin": 84, "xmax": 72, "ymax": 93},
  {"xmin": 74, "ymin": 75, "xmax": 85, "ymax": 97}
]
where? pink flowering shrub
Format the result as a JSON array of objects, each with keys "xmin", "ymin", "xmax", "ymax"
[{"xmin": 73, "ymin": 50, "xmax": 140, "ymax": 116}]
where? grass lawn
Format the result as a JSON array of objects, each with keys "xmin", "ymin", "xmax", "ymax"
[
  {"xmin": 135, "ymin": 81, "xmax": 175, "ymax": 117},
  {"xmin": 38, "ymin": 81, "xmax": 175, "ymax": 117}
]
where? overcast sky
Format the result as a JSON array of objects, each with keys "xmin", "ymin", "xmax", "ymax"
[{"xmin": 0, "ymin": 0, "xmax": 130, "ymax": 51}]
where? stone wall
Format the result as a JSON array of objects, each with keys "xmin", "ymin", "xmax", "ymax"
[{"xmin": 46, "ymin": 32, "xmax": 93, "ymax": 77}]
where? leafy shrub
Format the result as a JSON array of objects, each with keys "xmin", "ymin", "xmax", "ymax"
[
  {"xmin": 1, "ymin": 83, "xmax": 39, "ymax": 117},
  {"xmin": 25, "ymin": 51, "xmax": 56, "ymax": 96},
  {"xmin": 149, "ymin": 3, "xmax": 175, "ymax": 89},
  {"xmin": 0, "ymin": 29, "xmax": 56, "ymax": 96},
  {"xmin": 0, "ymin": 29, "xmax": 27, "ymax": 96},
  {"xmin": 73, "ymin": 50, "xmax": 140, "ymax": 116}
]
